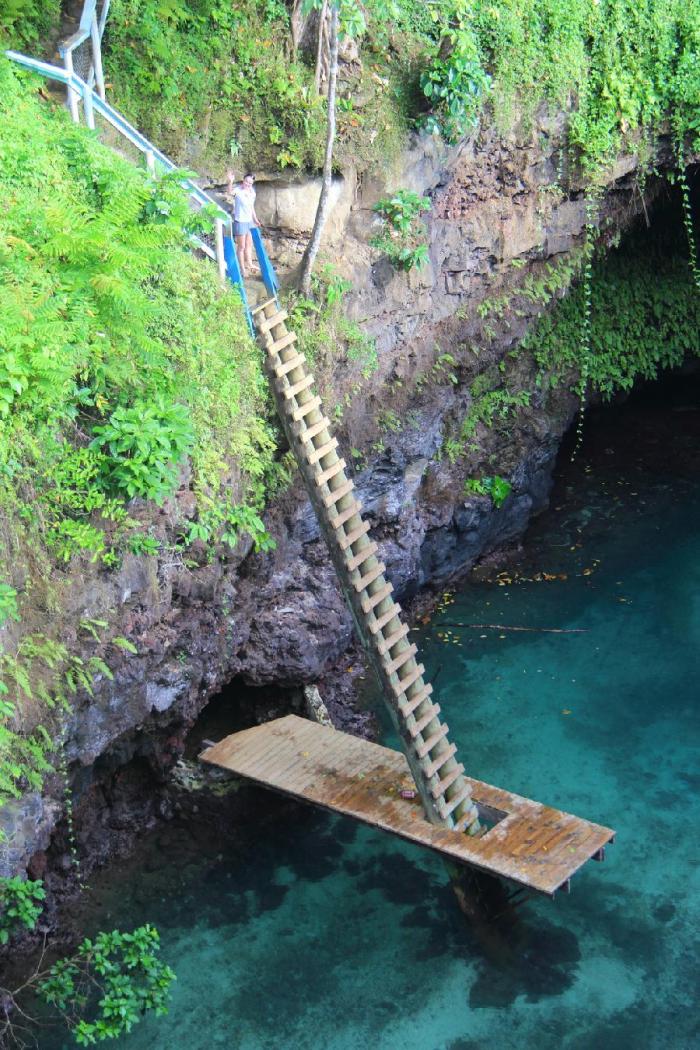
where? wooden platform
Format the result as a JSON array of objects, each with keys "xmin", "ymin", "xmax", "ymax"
[{"xmin": 200, "ymin": 715, "xmax": 614, "ymax": 896}]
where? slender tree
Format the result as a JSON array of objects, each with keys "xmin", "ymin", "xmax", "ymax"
[{"xmin": 299, "ymin": 0, "xmax": 339, "ymax": 297}]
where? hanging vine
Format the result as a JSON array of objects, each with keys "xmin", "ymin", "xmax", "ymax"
[{"xmin": 570, "ymin": 195, "xmax": 600, "ymax": 462}]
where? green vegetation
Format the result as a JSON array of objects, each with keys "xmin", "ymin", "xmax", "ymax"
[
  {"xmin": 370, "ymin": 189, "xmax": 431, "ymax": 272},
  {"xmin": 38, "ymin": 925, "xmax": 175, "ymax": 1045},
  {"xmin": 0, "ymin": 61, "xmax": 277, "ymax": 569},
  {"xmin": 0, "ymin": 61, "xmax": 279, "ymax": 810},
  {"xmin": 465, "ymin": 475, "xmax": 512, "ymax": 508},
  {"xmin": 419, "ymin": 0, "xmax": 700, "ymax": 174},
  {"xmin": 523, "ymin": 227, "xmax": 700, "ymax": 398},
  {"xmin": 0, "ymin": 876, "xmax": 175, "ymax": 1047},
  {"xmin": 103, "ymin": 0, "xmax": 421, "ymax": 174},
  {"xmin": 0, "ymin": 874, "xmax": 45, "ymax": 944},
  {"xmin": 0, "ymin": 0, "xmax": 60, "ymax": 49}
]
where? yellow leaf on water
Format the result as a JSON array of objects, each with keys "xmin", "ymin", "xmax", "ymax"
[{"xmin": 562, "ymin": 709, "xmax": 572, "ymax": 715}]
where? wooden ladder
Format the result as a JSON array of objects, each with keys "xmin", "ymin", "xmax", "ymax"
[{"xmin": 253, "ymin": 300, "xmax": 481, "ymax": 836}]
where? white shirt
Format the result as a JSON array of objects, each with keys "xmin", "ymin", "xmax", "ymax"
[{"xmin": 232, "ymin": 185, "xmax": 256, "ymax": 223}]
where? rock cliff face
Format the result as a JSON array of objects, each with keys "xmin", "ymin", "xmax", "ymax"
[{"xmin": 1, "ymin": 110, "xmax": 670, "ymax": 881}]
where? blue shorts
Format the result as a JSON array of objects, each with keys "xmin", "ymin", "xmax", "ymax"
[{"xmin": 233, "ymin": 220, "xmax": 254, "ymax": 236}]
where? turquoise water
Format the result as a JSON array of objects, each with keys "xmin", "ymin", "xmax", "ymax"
[{"xmin": 46, "ymin": 386, "xmax": 700, "ymax": 1049}]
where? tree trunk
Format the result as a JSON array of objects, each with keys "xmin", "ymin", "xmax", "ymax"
[
  {"xmin": 290, "ymin": 0, "xmax": 304, "ymax": 58},
  {"xmin": 299, "ymin": 3, "xmax": 338, "ymax": 298}
]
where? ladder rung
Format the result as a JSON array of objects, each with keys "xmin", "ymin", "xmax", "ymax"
[
  {"xmin": 395, "ymin": 662, "xmax": 425, "ymax": 696},
  {"xmin": 431, "ymin": 763, "xmax": 465, "ymax": 799},
  {"xmin": 252, "ymin": 297, "xmax": 278, "ymax": 316},
  {"xmin": 323, "ymin": 479, "xmax": 354, "ymax": 508},
  {"xmin": 353, "ymin": 562, "xmax": 386, "ymax": 593},
  {"xmin": 400, "ymin": 683, "xmax": 433, "ymax": 716},
  {"xmin": 274, "ymin": 353, "xmax": 305, "ymax": 377},
  {"xmin": 410, "ymin": 703, "xmax": 441, "ymax": 738},
  {"xmin": 329, "ymin": 501, "xmax": 362, "ymax": 530},
  {"xmin": 384, "ymin": 643, "xmax": 418, "ymax": 676},
  {"xmin": 424, "ymin": 741, "xmax": 456, "ymax": 779},
  {"xmin": 284, "ymin": 374, "xmax": 315, "ymax": 400},
  {"xmin": 416, "ymin": 724, "xmax": 449, "ymax": 760},
  {"xmin": 307, "ymin": 437, "xmax": 338, "ymax": 466},
  {"xmin": 301, "ymin": 417, "xmax": 331, "ymax": 443},
  {"xmin": 360, "ymin": 581, "xmax": 393, "ymax": 614},
  {"xmin": 268, "ymin": 331, "xmax": 297, "ymax": 355},
  {"xmin": 453, "ymin": 806, "xmax": 479, "ymax": 833},
  {"xmin": 337, "ymin": 520, "xmax": 370, "ymax": 551},
  {"xmin": 376, "ymin": 622, "xmax": 409, "ymax": 655},
  {"xmin": 316, "ymin": 458, "xmax": 346, "ymax": 487},
  {"xmin": 439, "ymin": 785, "xmax": 472, "ymax": 819},
  {"xmin": 292, "ymin": 396, "xmax": 322, "ymax": 422},
  {"xmin": 346, "ymin": 540, "xmax": 377, "ymax": 573},
  {"xmin": 370, "ymin": 602, "xmax": 401, "ymax": 634},
  {"xmin": 258, "ymin": 309, "xmax": 288, "ymax": 333}
]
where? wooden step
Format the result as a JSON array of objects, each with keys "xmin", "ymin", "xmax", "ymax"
[
  {"xmin": 424, "ymin": 742, "xmax": 456, "ymax": 779},
  {"xmin": 301, "ymin": 417, "xmax": 331, "ymax": 443},
  {"xmin": 431, "ymin": 763, "xmax": 465, "ymax": 800},
  {"xmin": 453, "ymin": 807, "xmax": 479, "ymax": 833},
  {"xmin": 410, "ymin": 703, "xmax": 441, "ymax": 738},
  {"xmin": 337, "ymin": 520, "xmax": 371, "ymax": 551},
  {"xmin": 252, "ymin": 297, "xmax": 278, "ymax": 316},
  {"xmin": 360, "ymin": 581, "xmax": 393, "ymax": 614},
  {"xmin": 274, "ymin": 353, "xmax": 305, "ymax": 377},
  {"xmin": 416, "ymin": 724, "xmax": 449, "ymax": 760},
  {"xmin": 316, "ymin": 458, "xmax": 346, "ymax": 487},
  {"xmin": 329, "ymin": 501, "xmax": 362, "ymax": 530},
  {"xmin": 439, "ymin": 785, "xmax": 473, "ymax": 820},
  {"xmin": 258, "ymin": 309, "xmax": 288, "ymax": 333},
  {"xmin": 307, "ymin": 437, "xmax": 338, "ymax": 466},
  {"xmin": 395, "ymin": 662, "xmax": 424, "ymax": 696},
  {"xmin": 400, "ymin": 683, "xmax": 433, "ymax": 717},
  {"xmin": 384, "ymin": 643, "xmax": 418, "ymax": 676},
  {"xmin": 376, "ymin": 622, "xmax": 409, "ymax": 656},
  {"xmin": 346, "ymin": 541, "xmax": 378, "ymax": 573},
  {"xmin": 323, "ymin": 479, "xmax": 354, "ymax": 508},
  {"xmin": 284, "ymin": 374, "xmax": 315, "ymax": 400},
  {"xmin": 268, "ymin": 332, "xmax": 297, "ymax": 356},
  {"xmin": 292, "ymin": 396, "xmax": 322, "ymax": 422},
  {"xmin": 370, "ymin": 602, "xmax": 401, "ymax": 634},
  {"xmin": 353, "ymin": 562, "xmax": 386, "ymax": 593}
]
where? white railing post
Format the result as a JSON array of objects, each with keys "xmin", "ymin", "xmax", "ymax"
[
  {"xmin": 215, "ymin": 218, "xmax": 227, "ymax": 281},
  {"xmin": 63, "ymin": 50, "xmax": 80, "ymax": 123},
  {"xmin": 90, "ymin": 11, "xmax": 106, "ymax": 100},
  {"xmin": 83, "ymin": 86, "xmax": 95, "ymax": 129},
  {"xmin": 145, "ymin": 149, "xmax": 156, "ymax": 176}
]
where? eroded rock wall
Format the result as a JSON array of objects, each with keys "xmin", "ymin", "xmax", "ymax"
[{"xmin": 1, "ymin": 111, "xmax": 669, "ymax": 880}]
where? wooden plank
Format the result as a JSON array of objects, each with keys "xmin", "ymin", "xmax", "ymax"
[
  {"xmin": 302, "ymin": 417, "xmax": 331, "ymax": 443},
  {"xmin": 323, "ymin": 479, "xmax": 354, "ymax": 508},
  {"xmin": 292, "ymin": 395, "xmax": 322, "ymax": 421},
  {"xmin": 307, "ymin": 437, "xmax": 339, "ymax": 465},
  {"xmin": 258, "ymin": 308, "xmax": 288, "ymax": 332},
  {"xmin": 268, "ymin": 331, "xmax": 297, "ymax": 355},
  {"xmin": 200, "ymin": 716, "xmax": 614, "ymax": 896},
  {"xmin": 346, "ymin": 541, "xmax": 378, "ymax": 572},
  {"xmin": 353, "ymin": 562, "xmax": 386, "ymax": 593},
  {"xmin": 274, "ymin": 352, "xmax": 305, "ymax": 377},
  {"xmin": 316, "ymin": 458, "xmax": 346, "ymax": 487}
]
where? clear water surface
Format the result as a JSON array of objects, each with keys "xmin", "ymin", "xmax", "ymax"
[{"xmin": 45, "ymin": 383, "xmax": 700, "ymax": 1050}]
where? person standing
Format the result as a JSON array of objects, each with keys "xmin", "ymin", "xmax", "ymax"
[{"xmin": 226, "ymin": 171, "xmax": 261, "ymax": 278}]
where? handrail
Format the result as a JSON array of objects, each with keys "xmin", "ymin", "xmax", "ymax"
[
  {"xmin": 4, "ymin": 52, "xmax": 229, "ymax": 231},
  {"xmin": 4, "ymin": 51, "xmax": 281, "ymax": 331}
]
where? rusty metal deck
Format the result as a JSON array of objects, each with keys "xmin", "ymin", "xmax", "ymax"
[{"xmin": 200, "ymin": 715, "xmax": 614, "ymax": 896}]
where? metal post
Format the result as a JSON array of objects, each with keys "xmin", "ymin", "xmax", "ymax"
[
  {"xmin": 145, "ymin": 149, "xmax": 156, "ymax": 176},
  {"xmin": 215, "ymin": 218, "xmax": 226, "ymax": 282},
  {"xmin": 63, "ymin": 50, "xmax": 80, "ymax": 123},
  {"xmin": 83, "ymin": 87, "xmax": 95, "ymax": 129},
  {"xmin": 90, "ymin": 12, "xmax": 106, "ymax": 100}
]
